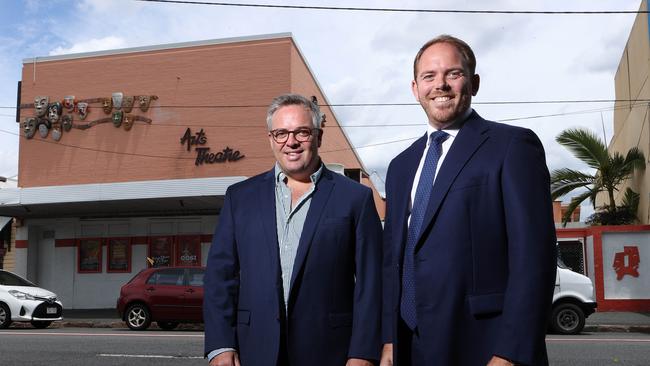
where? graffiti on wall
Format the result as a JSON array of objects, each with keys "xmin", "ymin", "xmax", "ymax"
[{"xmin": 613, "ymin": 246, "xmax": 640, "ymax": 281}]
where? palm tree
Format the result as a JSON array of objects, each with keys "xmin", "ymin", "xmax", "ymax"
[{"xmin": 550, "ymin": 128, "xmax": 645, "ymax": 225}]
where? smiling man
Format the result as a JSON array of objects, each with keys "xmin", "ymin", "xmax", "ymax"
[
  {"xmin": 204, "ymin": 94, "xmax": 382, "ymax": 366},
  {"xmin": 380, "ymin": 35, "xmax": 557, "ymax": 366}
]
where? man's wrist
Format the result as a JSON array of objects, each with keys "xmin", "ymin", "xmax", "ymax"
[{"xmin": 207, "ymin": 348, "xmax": 237, "ymax": 362}]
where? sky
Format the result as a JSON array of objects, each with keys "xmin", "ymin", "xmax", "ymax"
[{"xmin": 0, "ymin": 0, "xmax": 644, "ymax": 219}]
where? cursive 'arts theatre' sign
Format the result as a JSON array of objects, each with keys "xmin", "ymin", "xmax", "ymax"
[{"xmin": 180, "ymin": 128, "xmax": 245, "ymax": 166}]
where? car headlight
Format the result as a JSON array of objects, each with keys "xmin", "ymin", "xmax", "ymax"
[{"xmin": 8, "ymin": 290, "xmax": 36, "ymax": 300}]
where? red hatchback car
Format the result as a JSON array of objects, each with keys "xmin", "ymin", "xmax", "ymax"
[{"xmin": 117, "ymin": 267, "xmax": 204, "ymax": 330}]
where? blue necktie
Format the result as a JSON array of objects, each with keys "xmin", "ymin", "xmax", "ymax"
[{"xmin": 400, "ymin": 130, "xmax": 449, "ymax": 330}]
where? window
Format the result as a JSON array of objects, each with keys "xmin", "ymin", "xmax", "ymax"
[
  {"xmin": 175, "ymin": 235, "xmax": 201, "ymax": 267},
  {"xmin": 78, "ymin": 238, "xmax": 103, "ymax": 273},
  {"xmin": 148, "ymin": 236, "xmax": 174, "ymax": 268},
  {"xmin": 107, "ymin": 238, "xmax": 131, "ymax": 273},
  {"xmin": 146, "ymin": 268, "xmax": 185, "ymax": 286},
  {"xmin": 188, "ymin": 268, "xmax": 205, "ymax": 287}
]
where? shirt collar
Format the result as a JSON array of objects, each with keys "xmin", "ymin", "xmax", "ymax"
[
  {"xmin": 426, "ymin": 107, "xmax": 473, "ymax": 141},
  {"xmin": 274, "ymin": 162, "xmax": 324, "ymax": 185}
]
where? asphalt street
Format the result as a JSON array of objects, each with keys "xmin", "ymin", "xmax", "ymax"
[{"xmin": 1, "ymin": 327, "xmax": 650, "ymax": 366}]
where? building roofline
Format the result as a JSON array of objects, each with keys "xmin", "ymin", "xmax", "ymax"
[{"xmin": 22, "ymin": 32, "xmax": 293, "ymax": 64}]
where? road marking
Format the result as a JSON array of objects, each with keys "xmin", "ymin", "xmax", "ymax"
[
  {"xmin": 547, "ymin": 337, "xmax": 650, "ymax": 343},
  {"xmin": 0, "ymin": 331, "xmax": 202, "ymax": 338},
  {"xmin": 98, "ymin": 353, "xmax": 203, "ymax": 359}
]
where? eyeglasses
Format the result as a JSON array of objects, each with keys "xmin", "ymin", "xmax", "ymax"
[{"xmin": 269, "ymin": 128, "xmax": 321, "ymax": 143}]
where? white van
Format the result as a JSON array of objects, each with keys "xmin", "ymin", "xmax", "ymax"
[{"xmin": 549, "ymin": 258, "xmax": 597, "ymax": 334}]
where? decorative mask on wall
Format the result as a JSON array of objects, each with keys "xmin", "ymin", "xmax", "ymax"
[
  {"xmin": 122, "ymin": 95, "xmax": 135, "ymax": 113},
  {"xmin": 34, "ymin": 96, "xmax": 49, "ymax": 117},
  {"xmin": 62, "ymin": 96, "xmax": 76, "ymax": 112},
  {"xmin": 51, "ymin": 119, "xmax": 63, "ymax": 141},
  {"xmin": 102, "ymin": 98, "xmax": 113, "ymax": 114},
  {"xmin": 112, "ymin": 92, "xmax": 123, "ymax": 110},
  {"xmin": 37, "ymin": 119, "xmax": 51, "ymax": 138},
  {"xmin": 112, "ymin": 111, "xmax": 123, "ymax": 127},
  {"xmin": 138, "ymin": 95, "xmax": 157, "ymax": 112},
  {"xmin": 123, "ymin": 114, "xmax": 134, "ymax": 131},
  {"xmin": 22, "ymin": 117, "xmax": 37, "ymax": 139},
  {"xmin": 77, "ymin": 102, "xmax": 89, "ymax": 120},
  {"xmin": 47, "ymin": 102, "xmax": 63, "ymax": 123},
  {"xmin": 62, "ymin": 114, "xmax": 73, "ymax": 131}
]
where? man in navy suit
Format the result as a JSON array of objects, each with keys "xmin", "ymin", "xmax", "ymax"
[
  {"xmin": 204, "ymin": 94, "xmax": 382, "ymax": 366},
  {"xmin": 380, "ymin": 35, "xmax": 557, "ymax": 366}
]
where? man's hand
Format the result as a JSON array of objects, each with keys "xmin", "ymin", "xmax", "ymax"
[
  {"xmin": 209, "ymin": 351, "xmax": 241, "ymax": 366},
  {"xmin": 346, "ymin": 358, "xmax": 374, "ymax": 366},
  {"xmin": 379, "ymin": 343, "xmax": 393, "ymax": 366},
  {"xmin": 487, "ymin": 355, "xmax": 514, "ymax": 366}
]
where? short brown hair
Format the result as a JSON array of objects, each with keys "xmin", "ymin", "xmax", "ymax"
[{"xmin": 413, "ymin": 35, "xmax": 477, "ymax": 80}]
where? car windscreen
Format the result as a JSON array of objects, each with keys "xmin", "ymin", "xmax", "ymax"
[{"xmin": 0, "ymin": 271, "xmax": 36, "ymax": 286}]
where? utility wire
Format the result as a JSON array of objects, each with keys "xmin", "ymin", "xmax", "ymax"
[{"xmin": 135, "ymin": 0, "xmax": 649, "ymax": 15}]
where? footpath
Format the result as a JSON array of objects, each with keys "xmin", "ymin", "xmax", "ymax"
[{"xmin": 29, "ymin": 309, "xmax": 650, "ymax": 333}]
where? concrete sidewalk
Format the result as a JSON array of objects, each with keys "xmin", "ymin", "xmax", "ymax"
[{"xmin": 13, "ymin": 309, "xmax": 650, "ymax": 333}]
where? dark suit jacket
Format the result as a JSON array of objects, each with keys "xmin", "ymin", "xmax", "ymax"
[
  {"xmin": 204, "ymin": 166, "xmax": 382, "ymax": 366},
  {"xmin": 382, "ymin": 112, "xmax": 557, "ymax": 365}
]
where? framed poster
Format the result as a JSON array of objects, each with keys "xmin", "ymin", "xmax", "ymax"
[
  {"xmin": 148, "ymin": 236, "xmax": 174, "ymax": 268},
  {"xmin": 78, "ymin": 238, "xmax": 102, "ymax": 273},
  {"xmin": 176, "ymin": 235, "xmax": 201, "ymax": 267},
  {"xmin": 107, "ymin": 237, "xmax": 131, "ymax": 273}
]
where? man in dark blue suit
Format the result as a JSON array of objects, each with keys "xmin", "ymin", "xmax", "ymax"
[
  {"xmin": 380, "ymin": 35, "xmax": 557, "ymax": 366},
  {"xmin": 204, "ymin": 94, "xmax": 382, "ymax": 366}
]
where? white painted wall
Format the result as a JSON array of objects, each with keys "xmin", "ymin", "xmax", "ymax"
[{"xmin": 602, "ymin": 231, "xmax": 650, "ymax": 300}]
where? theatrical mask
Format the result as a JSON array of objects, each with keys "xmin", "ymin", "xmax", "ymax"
[
  {"xmin": 47, "ymin": 102, "xmax": 62, "ymax": 123},
  {"xmin": 51, "ymin": 119, "xmax": 63, "ymax": 141},
  {"xmin": 22, "ymin": 117, "xmax": 37, "ymax": 139},
  {"xmin": 138, "ymin": 95, "xmax": 154, "ymax": 112},
  {"xmin": 102, "ymin": 98, "xmax": 113, "ymax": 114},
  {"xmin": 122, "ymin": 95, "xmax": 134, "ymax": 113},
  {"xmin": 112, "ymin": 92, "xmax": 123, "ymax": 110},
  {"xmin": 34, "ymin": 96, "xmax": 49, "ymax": 117},
  {"xmin": 77, "ymin": 102, "xmax": 89, "ymax": 120},
  {"xmin": 37, "ymin": 119, "xmax": 51, "ymax": 138},
  {"xmin": 112, "ymin": 111, "xmax": 123, "ymax": 127},
  {"xmin": 123, "ymin": 114, "xmax": 134, "ymax": 131},
  {"xmin": 62, "ymin": 96, "xmax": 76, "ymax": 112},
  {"xmin": 62, "ymin": 114, "xmax": 73, "ymax": 131}
]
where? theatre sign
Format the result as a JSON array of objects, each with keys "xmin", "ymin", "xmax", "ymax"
[{"xmin": 180, "ymin": 127, "xmax": 245, "ymax": 166}]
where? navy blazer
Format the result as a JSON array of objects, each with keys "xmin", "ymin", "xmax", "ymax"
[
  {"xmin": 382, "ymin": 112, "xmax": 557, "ymax": 365},
  {"xmin": 204, "ymin": 166, "xmax": 382, "ymax": 365}
]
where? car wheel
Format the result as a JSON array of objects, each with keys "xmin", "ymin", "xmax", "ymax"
[
  {"xmin": 0, "ymin": 303, "xmax": 11, "ymax": 329},
  {"xmin": 125, "ymin": 304, "xmax": 151, "ymax": 330},
  {"xmin": 31, "ymin": 321, "xmax": 52, "ymax": 329},
  {"xmin": 157, "ymin": 321, "xmax": 179, "ymax": 330},
  {"xmin": 551, "ymin": 303, "xmax": 585, "ymax": 335}
]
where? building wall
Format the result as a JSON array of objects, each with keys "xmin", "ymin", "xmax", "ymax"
[
  {"xmin": 20, "ymin": 215, "xmax": 217, "ymax": 309},
  {"xmin": 609, "ymin": 0, "xmax": 650, "ymax": 224}
]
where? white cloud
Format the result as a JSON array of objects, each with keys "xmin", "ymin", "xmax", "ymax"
[{"xmin": 48, "ymin": 36, "xmax": 127, "ymax": 56}]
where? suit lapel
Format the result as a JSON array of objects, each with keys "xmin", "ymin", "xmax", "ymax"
[
  {"xmin": 416, "ymin": 113, "xmax": 490, "ymax": 246},
  {"xmin": 289, "ymin": 168, "xmax": 335, "ymax": 295},
  {"xmin": 259, "ymin": 169, "xmax": 281, "ymax": 281}
]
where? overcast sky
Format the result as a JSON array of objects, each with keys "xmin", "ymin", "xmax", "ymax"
[{"xmin": 0, "ymin": 0, "xmax": 644, "ymax": 218}]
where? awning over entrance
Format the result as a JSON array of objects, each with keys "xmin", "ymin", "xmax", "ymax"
[{"xmin": 0, "ymin": 176, "xmax": 246, "ymax": 219}]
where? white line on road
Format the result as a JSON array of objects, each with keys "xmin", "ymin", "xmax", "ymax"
[
  {"xmin": 547, "ymin": 337, "xmax": 650, "ymax": 343},
  {"xmin": 98, "ymin": 353, "xmax": 203, "ymax": 359},
  {"xmin": 0, "ymin": 331, "xmax": 202, "ymax": 338}
]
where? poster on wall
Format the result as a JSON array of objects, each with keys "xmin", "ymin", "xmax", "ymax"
[
  {"xmin": 149, "ymin": 236, "xmax": 173, "ymax": 268},
  {"xmin": 78, "ymin": 238, "xmax": 102, "ymax": 273},
  {"xmin": 108, "ymin": 238, "xmax": 131, "ymax": 272},
  {"xmin": 176, "ymin": 235, "xmax": 201, "ymax": 267}
]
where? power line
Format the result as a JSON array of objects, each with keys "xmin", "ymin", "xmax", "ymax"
[
  {"xmin": 135, "ymin": 0, "xmax": 648, "ymax": 15},
  {"xmin": 4, "ymin": 99, "xmax": 649, "ymax": 110}
]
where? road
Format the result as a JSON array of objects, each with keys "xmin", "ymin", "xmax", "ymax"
[
  {"xmin": 547, "ymin": 332, "xmax": 650, "ymax": 366},
  {"xmin": 1, "ymin": 328, "xmax": 649, "ymax": 365}
]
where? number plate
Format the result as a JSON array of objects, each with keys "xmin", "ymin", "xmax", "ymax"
[{"xmin": 46, "ymin": 307, "xmax": 57, "ymax": 314}]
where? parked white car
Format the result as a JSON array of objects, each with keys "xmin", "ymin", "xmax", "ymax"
[
  {"xmin": 0, "ymin": 270, "xmax": 63, "ymax": 329},
  {"xmin": 549, "ymin": 259, "xmax": 597, "ymax": 335}
]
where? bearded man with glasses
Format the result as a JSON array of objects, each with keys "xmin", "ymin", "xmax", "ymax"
[{"xmin": 204, "ymin": 94, "xmax": 382, "ymax": 366}]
